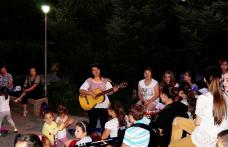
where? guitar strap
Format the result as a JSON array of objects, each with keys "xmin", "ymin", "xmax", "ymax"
[{"xmin": 131, "ymin": 123, "xmax": 150, "ymax": 131}]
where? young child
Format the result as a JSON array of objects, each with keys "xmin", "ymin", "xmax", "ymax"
[
  {"xmin": 217, "ymin": 130, "xmax": 228, "ymax": 147},
  {"xmin": 65, "ymin": 121, "xmax": 92, "ymax": 147},
  {"xmin": 101, "ymin": 102, "xmax": 126, "ymax": 140},
  {"xmin": 42, "ymin": 111, "xmax": 59, "ymax": 146},
  {"xmin": 56, "ymin": 105, "xmax": 74, "ymax": 146},
  {"xmin": 0, "ymin": 87, "xmax": 18, "ymax": 136},
  {"xmin": 122, "ymin": 104, "xmax": 151, "ymax": 147}
]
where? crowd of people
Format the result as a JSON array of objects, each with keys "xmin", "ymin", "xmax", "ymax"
[{"xmin": 1, "ymin": 58, "xmax": 228, "ymax": 147}]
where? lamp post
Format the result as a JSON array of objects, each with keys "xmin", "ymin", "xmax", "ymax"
[{"xmin": 41, "ymin": 5, "xmax": 50, "ymax": 97}]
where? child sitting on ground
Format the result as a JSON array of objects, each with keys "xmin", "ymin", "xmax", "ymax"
[
  {"xmin": 122, "ymin": 104, "xmax": 151, "ymax": 147},
  {"xmin": 64, "ymin": 121, "xmax": 92, "ymax": 147},
  {"xmin": 101, "ymin": 102, "xmax": 126, "ymax": 140},
  {"xmin": 217, "ymin": 130, "xmax": 228, "ymax": 147},
  {"xmin": 42, "ymin": 111, "xmax": 62, "ymax": 146},
  {"xmin": 55, "ymin": 105, "xmax": 75, "ymax": 146}
]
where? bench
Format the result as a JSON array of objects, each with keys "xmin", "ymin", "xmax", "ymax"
[
  {"xmin": 28, "ymin": 98, "xmax": 48, "ymax": 116},
  {"xmin": 10, "ymin": 96, "xmax": 48, "ymax": 117}
]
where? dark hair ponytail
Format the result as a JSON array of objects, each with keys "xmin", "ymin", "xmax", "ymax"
[
  {"xmin": 108, "ymin": 102, "xmax": 126, "ymax": 126},
  {"xmin": 210, "ymin": 78, "xmax": 227, "ymax": 125},
  {"xmin": 204, "ymin": 66, "xmax": 227, "ymax": 125},
  {"xmin": 1, "ymin": 87, "xmax": 9, "ymax": 100}
]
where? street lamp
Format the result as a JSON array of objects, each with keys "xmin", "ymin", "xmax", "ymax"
[{"xmin": 41, "ymin": 5, "xmax": 50, "ymax": 97}]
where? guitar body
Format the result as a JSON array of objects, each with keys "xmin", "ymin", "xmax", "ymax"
[{"xmin": 79, "ymin": 88, "xmax": 105, "ymax": 110}]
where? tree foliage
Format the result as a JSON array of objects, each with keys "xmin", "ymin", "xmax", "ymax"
[{"xmin": 0, "ymin": 0, "xmax": 228, "ymax": 86}]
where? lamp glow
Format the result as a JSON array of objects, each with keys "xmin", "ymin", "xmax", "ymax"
[{"xmin": 41, "ymin": 5, "xmax": 50, "ymax": 14}]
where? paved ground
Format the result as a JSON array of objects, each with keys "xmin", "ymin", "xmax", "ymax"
[{"xmin": 0, "ymin": 104, "xmax": 88, "ymax": 147}]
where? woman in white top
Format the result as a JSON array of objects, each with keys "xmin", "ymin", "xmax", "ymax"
[
  {"xmin": 138, "ymin": 67, "xmax": 160, "ymax": 111},
  {"xmin": 102, "ymin": 102, "xmax": 126, "ymax": 139},
  {"xmin": 169, "ymin": 67, "xmax": 228, "ymax": 147},
  {"xmin": 0, "ymin": 87, "xmax": 18, "ymax": 135}
]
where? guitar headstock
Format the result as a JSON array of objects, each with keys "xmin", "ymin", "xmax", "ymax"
[{"xmin": 117, "ymin": 82, "xmax": 128, "ymax": 89}]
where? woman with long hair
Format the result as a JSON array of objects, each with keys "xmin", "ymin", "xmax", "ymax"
[
  {"xmin": 101, "ymin": 101, "xmax": 126, "ymax": 139},
  {"xmin": 160, "ymin": 71, "xmax": 179, "ymax": 88},
  {"xmin": 169, "ymin": 66, "xmax": 228, "ymax": 147}
]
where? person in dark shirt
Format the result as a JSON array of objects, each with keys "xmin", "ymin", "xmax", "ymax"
[{"xmin": 156, "ymin": 85, "xmax": 188, "ymax": 147}]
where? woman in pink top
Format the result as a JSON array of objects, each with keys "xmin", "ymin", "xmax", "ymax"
[{"xmin": 80, "ymin": 63, "xmax": 118, "ymax": 129}]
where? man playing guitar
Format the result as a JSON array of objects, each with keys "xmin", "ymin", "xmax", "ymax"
[{"xmin": 79, "ymin": 64, "xmax": 118, "ymax": 129}]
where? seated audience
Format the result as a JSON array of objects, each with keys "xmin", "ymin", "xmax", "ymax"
[
  {"xmin": 217, "ymin": 130, "xmax": 228, "ymax": 147},
  {"xmin": 56, "ymin": 105, "xmax": 75, "ymax": 146},
  {"xmin": 41, "ymin": 135, "xmax": 52, "ymax": 147},
  {"xmin": 156, "ymin": 85, "xmax": 188, "ymax": 147},
  {"xmin": 64, "ymin": 121, "xmax": 92, "ymax": 147},
  {"xmin": 42, "ymin": 111, "xmax": 60, "ymax": 146},
  {"xmin": 219, "ymin": 58, "xmax": 228, "ymax": 77},
  {"xmin": 137, "ymin": 67, "xmax": 160, "ymax": 111},
  {"xmin": 0, "ymin": 65, "xmax": 14, "ymax": 91},
  {"xmin": 160, "ymin": 70, "xmax": 179, "ymax": 89},
  {"xmin": 101, "ymin": 101, "xmax": 126, "ymax": 140},
  {"xmin": 178, "ymin": 81, "xmax": 195, "ymax": 105},
  {"xmin": 121, "ymin": 104, "xmax": 151, "ymax": 147},
  {"xmin": 14, "ymin": 134, "xmax": 43, "ymax": 147},
  {"xmin": 169, "ymin": 66, "xmax": 228, "ymax": 147},
  {"xmin": 182, "ymin": 70, "xmax": 199, "ymax": 93},
  {"xmin": 14, "ymin": 67, "xmax": 43, "ymax": 117}
]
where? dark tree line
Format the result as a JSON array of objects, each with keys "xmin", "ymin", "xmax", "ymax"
[{"xmin": 0, "ymin": 0, "xmax": 228, "ymax": 87}]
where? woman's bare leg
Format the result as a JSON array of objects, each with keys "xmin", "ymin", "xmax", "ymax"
[{"xmin": 23, "ymin": 104, "xmax": 28, "ymax": 117}]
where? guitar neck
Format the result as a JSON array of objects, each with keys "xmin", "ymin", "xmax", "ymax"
[{"xmin": 96, "ymin": 88, "xmax": 114, "ymax": 97}]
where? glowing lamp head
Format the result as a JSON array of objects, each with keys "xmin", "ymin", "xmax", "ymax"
[{"xmin": 41, "ymin": 5, "xmax": 50, "ymax": 14}]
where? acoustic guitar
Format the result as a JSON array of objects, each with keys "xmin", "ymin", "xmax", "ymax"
[{"xmin": 79, "ymin": 82, "xmax": 128, "ymax": 110}]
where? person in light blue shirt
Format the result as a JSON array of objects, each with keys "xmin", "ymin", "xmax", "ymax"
[{"xmin": 121, "ymin": 104, "xmax": 150, "ymax": 147}]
